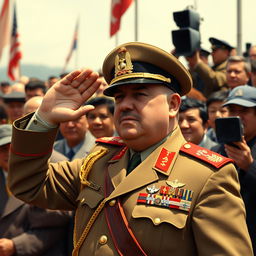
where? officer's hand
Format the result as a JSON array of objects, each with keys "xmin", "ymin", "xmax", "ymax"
[
  {"xmin": 185, "ymin": 50, "xmax": 201, "ymax": 69},
  {"xmin": 38, "ymin": 68, "xmax": 101, "ymax": 125},
  {"xmin": 224, "ymin": 137, "xmax": 254, "ymax": 171},
  {"xmin": 0, "ymin": 238, "xmax": 15, "ymax": 256}
]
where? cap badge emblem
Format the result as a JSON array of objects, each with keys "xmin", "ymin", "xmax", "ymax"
[{"xmin": 115, "ymin": 47, "xmax": 133, "ymax": 77}]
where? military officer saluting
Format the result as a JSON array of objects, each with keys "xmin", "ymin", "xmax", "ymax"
[{"xmin": 8, "ymin": 42, "xmax": 253, "ymax": 255}]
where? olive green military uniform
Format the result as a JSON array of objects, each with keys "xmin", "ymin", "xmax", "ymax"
[
  {"xmin": 8, "ymin": 113, "xmax": 253, "ymax": 256},
  {"xmin": 194, "ymin": 60, "xmax": 228, "ymax": 97}
]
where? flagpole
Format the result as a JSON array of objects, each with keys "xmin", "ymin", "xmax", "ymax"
[
  {"xmin": 237, "ymin": 0, "xmax": 242, "ymax": 55},
  {"xmin": 115, "ymin": 33, "xmax": 119, "ymax": 47},
  {"xmin": 134, "ymin": 0, "xmax": 138, "ymax": 41},
  {"xmin": 75, "ymin": 17, "xmax": 79, "ymax": 69}
]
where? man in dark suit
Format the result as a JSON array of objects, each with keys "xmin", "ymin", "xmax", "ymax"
[
  {"xmin": 0, "ymin": 124, "xmax": 70, "ymax": 256},
  {"xmin": 212, "ymin": 85, "xmax": 256, "ymax": 254},
  {"xmin": 54, "ymin": 115, "xmax": 95, "ymax": 161}
]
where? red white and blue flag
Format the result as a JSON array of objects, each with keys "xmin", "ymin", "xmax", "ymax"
[
  {"xmin": 63, "ymin": 18, "xmax": 79, "ymax": 72},
  {"xmin": 110, "ymin": 0, "xmax": 133, "ymax": 37},
  {"xmin": 8, "ymin": 2, "xmax": 22, "ymax": 81},
  {"xmin": 0, "ymin": 0, "xmax": 12, "ymax": 59}
]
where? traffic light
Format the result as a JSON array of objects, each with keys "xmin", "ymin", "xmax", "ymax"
[{"xmin": 171, "ymin": 9, "xmax": 201, "ymax": 56}]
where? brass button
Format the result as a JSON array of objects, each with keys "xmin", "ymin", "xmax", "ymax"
[
  {"xmin": 99, "ymin": 235, "xmax": 108, "ymax": 245},
  {"xmin": 154, "ymin": 218, "xmax": 161, "ymax": 225},
  {"xmin": 80, "ymin": 198, "xmax": 85, "ymax": 203},
  {"xmin": 109, "ymin": 200, "xmax": 116, "ymax": 206},
  {"xmin": 184, "ymin": 143, "xmax": 191, "ymax": 149}
]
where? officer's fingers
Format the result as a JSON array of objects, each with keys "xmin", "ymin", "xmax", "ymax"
[
  {"xmin": 61, "ymin": 70, "xmax": 83, "ymax": 85},
  {"xmin": 77, "ymin": 72, "xmax": 99, "ymax": 94},
  {"xmin": 70, "ymin": 68, "xmax": 94, "ymax": 88},
  {"xmin": 81, "ymin": 78, "xmax": 101, "ymax": 99},
  {"xmin": 73, "ymin": 105, "xmax": 95, "ymax": 118}
]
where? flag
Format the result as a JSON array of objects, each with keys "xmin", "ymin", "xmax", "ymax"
[
  {"xmin": 62, "ymin": 18, "xmax": 79, "ymax": 72},
  {"xmin": 8, "ymin": 3, "xmax": 22, "ymax": 81},
  {"xmin": 110, "ymin": 0, "xmax": 133, "ymax": 37},
  {"xmin": 0, "ymin": 0, "xmax": 12, "ymax": 59}
]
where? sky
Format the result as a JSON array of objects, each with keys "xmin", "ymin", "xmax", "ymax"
[{"xmin": 0, "ymin": 0, "xmax": 255, "ymax": 75}]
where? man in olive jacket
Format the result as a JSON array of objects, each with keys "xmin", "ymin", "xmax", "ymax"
[{"xmin": 8, "ymin": 42, "xmax": 253, "ymax": 256}]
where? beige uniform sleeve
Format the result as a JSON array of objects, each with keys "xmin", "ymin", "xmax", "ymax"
[
  {"xmin": 8, "ymin": 114, "xmax": 81, "ymax": 210},
  {"xmin": 194, "ymin": 61, "xmax": 227, "ymax": 97}
]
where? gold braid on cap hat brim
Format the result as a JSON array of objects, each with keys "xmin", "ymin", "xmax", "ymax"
[{"xmin": 110, "ymin": 72, "xmax": 171, "ymax": 86}]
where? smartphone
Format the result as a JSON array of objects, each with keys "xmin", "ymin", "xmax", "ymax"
[{"xmin": 215, "ymin": 117, "xmax": 243, "ymax": 144}]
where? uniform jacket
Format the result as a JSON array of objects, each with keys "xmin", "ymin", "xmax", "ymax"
[
  {"xmin": 0, "ymin": 169, "xmax": 70, "ymax": 256},
  {"xmin": 54, "ymin": 131, "xmax": 95, "ymax": 160},
  {"xmin": 8, "ymin": 114, "xmax": 253, "ymax": 256},
  {"xmin": 194, "ymin": 60, "xmax": 228, "ymax": 97},
  {"xmin": 212, "ymin": 136, "xmax": 256, "ymax": 254}
]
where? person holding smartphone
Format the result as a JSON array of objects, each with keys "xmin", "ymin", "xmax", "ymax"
[{"xmin": 212, "ymin": 85, "xmax": 256, "ymax": 254}]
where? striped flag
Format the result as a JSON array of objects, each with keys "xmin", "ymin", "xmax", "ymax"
[
  {"xmin": 8, "ymin": 3, "xmax": 22, "ymax": 81},
  {"xmin": 110, "ymin": 0, "xmax": 133, "ymax": 37},
  {"xmin": 0, "ymin": 0, "xmax": 12, "ymax": 59},
  {"xmin": 62, "ymin": 18, "xmax": 79, "ymax": 72}
]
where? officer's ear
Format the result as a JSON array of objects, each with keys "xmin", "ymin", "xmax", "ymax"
[{"xmin": 167, "ymin": 93, "xmax": 181, "ymax": 118}]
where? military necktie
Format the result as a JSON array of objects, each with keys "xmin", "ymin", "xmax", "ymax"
[
  {"xmin": 67, "ymin": 148, "xmax": 75, "ymax": 160},
  {"xmin": 127, "ymin": 152, "xmax": 141, "ymax": 175}
]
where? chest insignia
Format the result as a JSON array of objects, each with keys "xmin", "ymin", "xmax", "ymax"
[
  {"xmin": 137, "ymin": 193, "xmax": 191, "ymax": 212},
  {"xmin": 137, "ymin": 179, "xmax": 193, "ymax": 212},
  {"xmin": 154, "ymin": 148, "xmax": 176, "ymax": 173}
]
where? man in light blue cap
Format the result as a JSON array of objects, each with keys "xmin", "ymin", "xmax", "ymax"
[{"xmin": 213, "ymin": 85, "xmax": 256, "ymax": 254}]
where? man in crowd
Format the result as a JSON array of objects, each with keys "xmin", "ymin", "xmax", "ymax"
[
  {"xmin": 212, "ymin": 85, "xmax": 256, "ymax": 253},
  {"xmin": 24, "ymin": 80, "xmax": 47, "ymax": 100},
  {"xmin": 226, "ymin": 56, "xmax": 251, "ymax": 90},
  {"xmin": 54, "ymin": 113, "xmax": 95, "ymax": 160},
  {"xmin": 0, "ymin": 124, "xmax": 70, "ymax": 256},
  {"xmin": 249, "ymin": 45, "xmax": 256, "ymax": 60},
  {"xmin": 206, "ymin": 90, "xmax": 229, "ymax": 142},
  {"xmin": 85, "ymin": 96, "xmax": 115, "ymax": 138},
  {"xmin": 179, "ymin": 97, "xmax": 217, "ymax": 149},
  {"xmin": 2, "ymin": 92, "xmax": 25, "ymax": 123},
  {"xmin": 186, "ymin": 37, "xmax": 234, "ymax": 97},
  {"xmin": 0, "ymin": 82, "xmax": 11, "ymax": 95},
  {"xmin": 250, "ymin": 59, "xmax": 256, "ymax": 87},
  {"xmin": 8, "ymin": 42, "xmax": 253, "ymax": 255}
]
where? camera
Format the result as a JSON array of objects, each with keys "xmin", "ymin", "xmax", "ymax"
[{"xmin": 215, "ymin": 117, "xmax": 243, "ymax": 144}]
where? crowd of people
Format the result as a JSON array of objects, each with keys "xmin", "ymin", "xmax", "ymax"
[{"xmin": 0, "ymin": 38, "xmax": 256, "ymax": 255}]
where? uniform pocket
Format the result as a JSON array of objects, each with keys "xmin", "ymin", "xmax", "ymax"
[
  {"xmin": 132, "ymin": 204, "xmax": 188, "ymax": 229},
  {"xmin": 76, "ymin": 187, "xmax": 104, "ymax": 208}
]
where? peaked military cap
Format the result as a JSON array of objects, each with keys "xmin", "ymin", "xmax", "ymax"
[
  {"xmin": 3, "ymin": 91, "xmax": 26, "ymax": 103},
  {"xmin": 102, "ymin": 42, "xmax": 192, "ymax": 96},
  {"xmin": 209, "ymin": 37, "xmax": 234, "ymax": 51}
]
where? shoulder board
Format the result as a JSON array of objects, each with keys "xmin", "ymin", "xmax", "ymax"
[
  {"xmin": 96, "ymin": 136, "xmax": 125, "ymax": 146},
  {"xmin": 180, "ymin": 142, "xmax": 233, "ymax": 169}
]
